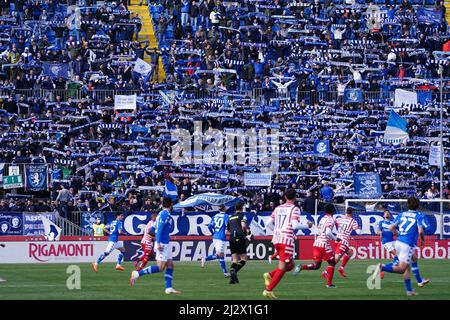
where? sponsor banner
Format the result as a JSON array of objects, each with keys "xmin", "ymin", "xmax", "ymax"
[
  {"xmin": 114, "ymin": 94, "xmax": 137, "ymax": 110},
  {"xmin": 23, "ymin": 212, "xmax": 56, "ymax": 236},
  {"xmin": 123, "ymin": 238, "xmax": 275, "ymax": 262},
  {"xmin": 25, "ymin": 164, "xmax": 48, "ymax": 191},
  {"xmin": 243, "ymin": 172, "xmax": 272, "ymax": 187},
  {"xmin": 429, "ymin": 143, "xmax": 443, "ymax": 166},
  {"xmin": 0, "ymin": 241, "xmax": 119, "ymax": 263},
  {"xmin": 296, "ymin": 237, "xmax": 450, "ymax": 260},
  {"xmin": 0, "ymin": 213, "xmax": 23, "ymax": 235}
]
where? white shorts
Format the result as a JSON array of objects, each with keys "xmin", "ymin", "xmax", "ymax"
[
  {"xmin": 105, "ymin": 241, "xmax": 124, "ymax": 254},
  {"xmin": 394, "ymin": 240, "xmax": 415, "ymax": 265},
  {"xmin": 155, "ymin": 242, "xmax": 172, "ymax": 262},
  {"xmin": 213, "ymin": 239, "xmax": 226, "ymax": 254},
  {"xmin": 383, "ymin": 241, "xmax": 396, "ymax": 253}
]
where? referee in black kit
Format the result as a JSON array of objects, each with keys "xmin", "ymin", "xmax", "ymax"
[{"xmin": 227, "ymin": 201, "xmax": 252, "ymax": 284}]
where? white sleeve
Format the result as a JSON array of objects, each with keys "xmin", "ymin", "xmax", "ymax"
[{"xmin": 325, "ymin": 227, "xmax": 336, "ymax": 240}]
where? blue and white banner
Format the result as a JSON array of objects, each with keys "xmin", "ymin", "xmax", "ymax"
[
  {"xmin": 417, "ymin": 7, "xmax": 442, "ymax": 25},
  {"xmin": 164, "ymin": 179, "xmax": 178, "ymax": 201},
  {"xmin": 25, "ymin": 164, "xmax": 48, "ymax": 191},
  {"xmin": 313, "ymin": 140, "xmax": 330, "ymax": 155},
  {"xmin": 344, "ymin": 88, "xmax": 363, "ymax": 103},
  {"xmin": 23, "ymin": 213, "xmax": 56, "ymax": 236},
  {"xmin": 0, "ymin": 213, "xmax": 23, "ymax": 235},
  {"xmin": 41, "ymin": 215, "xmax": 62, "ymax": 241},
  {"xmin": 173, "ymin": 193, "xmax": 239, "ymax": 210},
  {"xmin": 99, "ymin": 210, "xmax": 450, "ymax": 237},
  {"xmin": 353, "ymin": 173, "xmax": 382, "ymax": 199},
  {"xmin": 383, "ymin": 110, "xmax": 409, "ymax": 144},
  {"xmin": 81, "ymin": 212, "xmax": 104, "ymax": 235},
  {"xmin": 244, "ymin": 172, "xmax": 272, "ymax": 187},
  {"xmin": 41, "ymin": 62, "xmax": 69, "ymax": 78}
]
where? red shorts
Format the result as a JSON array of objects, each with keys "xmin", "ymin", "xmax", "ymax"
[
  {"xmin": 274, "ymin": 243, "xmax": 294, "ymax": 263},
  {"xmin": 140, "ymin": 243, "xmax": 154, "ymax": 255},
  {"xmin": 313, "ymin": 246, "xmax": 333, "ymax": 263},
  {"xmin": 335, "ymin": 243, "xmax": 349, "ymax": 256}
]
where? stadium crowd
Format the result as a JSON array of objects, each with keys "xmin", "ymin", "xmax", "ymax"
[{"xmin": 0, "ymin": 0, "xmax": 450, "ymax": 221}]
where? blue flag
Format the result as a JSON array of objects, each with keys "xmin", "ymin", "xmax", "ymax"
[
  {"xmin": 42, "ymin": 62, "xmax": 69, "ymax": 78},
  {"xmin": 417, "ymin": 7, "xmax": 442, "ymax": 25},
  {"xmin": 353, "ymin": 173, "xmax": 382, "ymax": 198},
  {"xmin": 417, "ymin": 91, "xmax": 432, "ymax": 105},
  {"xmin": 25, "ymin": 164, "xmax": 48, "ymax": 191},
  {"xmin": 163, "ymin": 179, "xmax": 178, "ymax": 201},
  {"xmin": 344, "ymin": 88, "xmax": 364, "ymax": 103},
  {"xmin": 313, "ymin": 140, "xmax": 330, "ymax": 155}
]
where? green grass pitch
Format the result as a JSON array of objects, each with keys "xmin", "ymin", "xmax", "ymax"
[{"xmin": 0, "ymin": 260, "xmax": 449, "ymax": 300}]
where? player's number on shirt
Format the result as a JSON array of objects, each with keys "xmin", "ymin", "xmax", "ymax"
[
  {"xmin": 214, "ymin": 217, "xmax": 224, "ymax": 232},
  {"xmin": 276, "ymin": 214, "xmax": 288, "ymax": 229},
  {"xmin": 110, "ymin": 224, "xmax": 115, "ymax": 233},
  {"xmin": 398, "ymin": 217, "xmax": 416, "ymax": 234}
]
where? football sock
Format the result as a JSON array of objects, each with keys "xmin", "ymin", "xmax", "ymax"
[
  {"xmin": 301, "ymin": 263, "xmax": 317, "ymax": 270},
  {"xmin": 137, "ymin": 257, "xmax": 149, "ymax": 271},
  {"xmin": 392, "ymin": 256, "xmax": 399, "ymax": 265},
  {"xmin": 326, "ymin": 266, "xmax": 335, "ymax": 285},
  {"xmin": 341, "ymin": 254, "xmax": 350, "ymax": 268},
  {"xmin": 236, "ymin": 260, "xmax": 246, "ymax": 273},
  {"xmin": 404, "ymin": 278, "xmax": 413, "ymax": 292},
  {"xmin": 117, "ymin": 253, "xmax": 124, "ymax": 265},
  {"xmin": 411, "ymin": 262, "xmax": 423, "ymax": 283},
  {"xmin": 218, "ymin": 258, "xmax": 227, "ymax": 273},
  {"xmin": 96, "ymin": 252, "xmax": 108, "ymax": 264},
  {"xmin": 206, "ymin": 254, "xmax": 217, "ymax": 261},
  {"xmin": 230, "ymin": 262, "xmax": 238, "ymax": 274},
  {"xmin": 165, "ymin": 268, "xmax": 174, "ymax": 289},
  {"xmin": 139, "ymin": 265, "xmax": 160, "ymax": 276},
  {"xmin": 269, "ymin": 269, "xmax": 277, "ymax": 277},
  {"xmin": 382, "ymin": 263, "xmax": 394, "ymax": 273},
  {"xmin": 266, "ymin": 268, "xmax": 285, "ymax": 291}
]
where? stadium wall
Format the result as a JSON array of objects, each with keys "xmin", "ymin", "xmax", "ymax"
[{"xmin": 1, "ymin": 236, "xmax": 449, "ymax": 263}]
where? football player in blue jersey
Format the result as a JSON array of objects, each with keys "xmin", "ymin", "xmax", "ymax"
[
  {"xmin": 130, "ymin": 198, "xmax": 181, "ymax": 294},
  {"xmin": 92, "ymin": 212, "xmax": 127, "ymax": 272},
  {"xmin": 201, "ymin": 204, "xmax": 230, "ymax": 277},
  {"xmin": 373, "ymin": 197, "xmax": 427, "ymax": 296}
]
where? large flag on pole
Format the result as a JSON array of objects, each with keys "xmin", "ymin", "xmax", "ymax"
[
  {"xmin": 133, "ymin": 58, "xmax": 153, "ymax": 75},
  {"xmin": 163, "ymin": 180, "xmax": 178, "ymax": 201},
  {"xmin": 381, "ymin": 111, "xmax": 408, "ymax": 144},
  {"xmin": 41, "ymin": 215, "xmax": 62, "ymax": 241}
]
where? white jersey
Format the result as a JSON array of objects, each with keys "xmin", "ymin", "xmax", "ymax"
[
  {"xmin": 270, "ymin": 203, "xmax": 300, "ymax": 248},
  {"xmin": 335, "ymin": 215, "xmax": 359, "ymax": 246},
  {"xmin": 141, "ymin": 220, "xmax": 155, "ymax": 246},
  {"xmin": 313, "ymin": 214, "xmax": 336, "ymax": 249}
]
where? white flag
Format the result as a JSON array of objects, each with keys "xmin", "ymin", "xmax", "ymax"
[
  {"xmin": 88, "ymin": 50, "xmax": 96, "ymax": 63},
  {"xmin": 133, "ymin": 58, "xmax": 152, "ymax": 75},
  {"xmin": 394, "ymin": 89, "xmax": 417, "ymax": 109},
  {"xmin": 41, "ymin": 215, "xmax": 62, "ymax": 241}
]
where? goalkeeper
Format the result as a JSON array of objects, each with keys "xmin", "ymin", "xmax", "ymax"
[{"xmin": 226, "ymin": 201, "xmax": 253, "ymax": 285}]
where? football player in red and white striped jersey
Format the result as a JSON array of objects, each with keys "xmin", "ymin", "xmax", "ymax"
[
  {"xmin": 334, "ymin": 207, "xmax": 361, "ymax": 278},
  {"xmin": 262, "ymin": 189, "xmax": 313, "ymax": 299},
  {"xmin": 135, "ymin": 213, "xmax": 157, "ymax": 271},
  {"xmin": 293, "ymin": 203, "xmax": 339, "ymax": 288}
]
